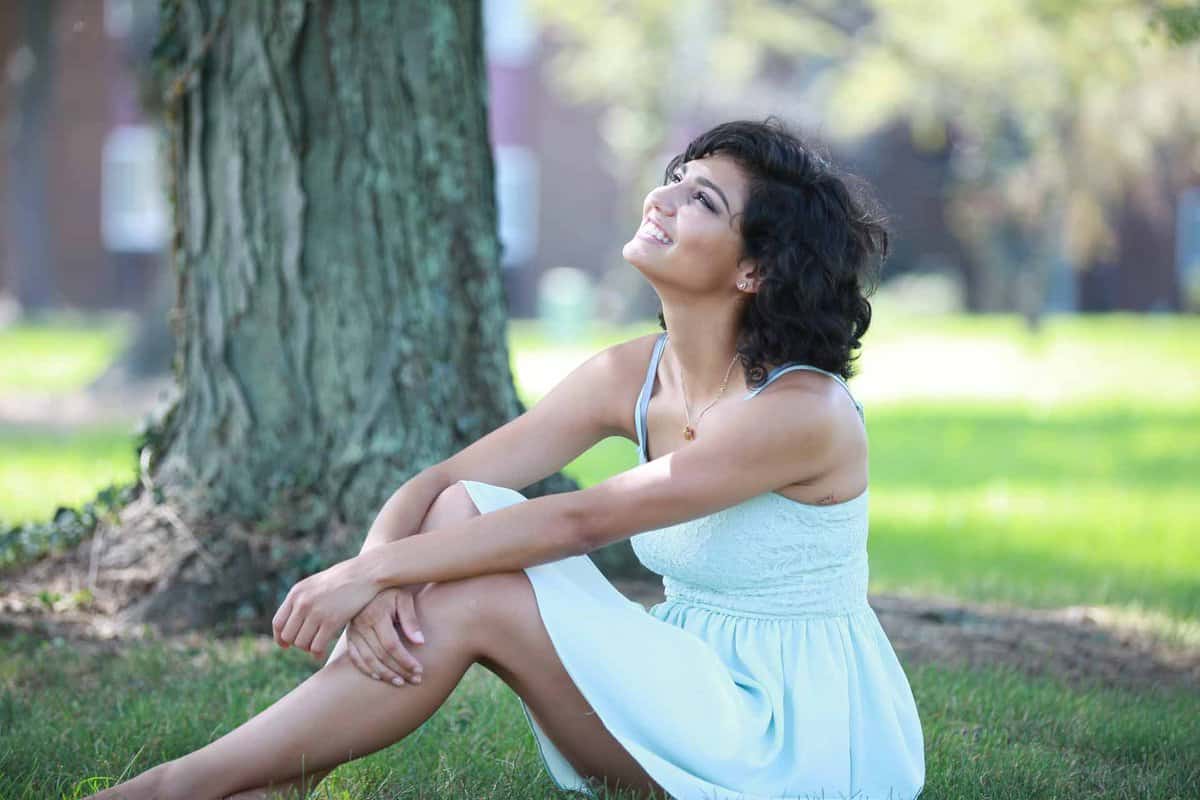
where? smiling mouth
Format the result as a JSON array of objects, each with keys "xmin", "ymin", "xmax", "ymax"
[{"xmin": 637, "ymin": 219, "xmax": 673, "ymax": 245}]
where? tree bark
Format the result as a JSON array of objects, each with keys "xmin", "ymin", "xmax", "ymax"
[{"xmin": 2, "ymin": 0, "xmax": 580, "ymax": 635}]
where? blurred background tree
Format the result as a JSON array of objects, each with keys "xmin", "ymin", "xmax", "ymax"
[
  {"xmin": 819, "ymin": 0, "xmax": 1200, "ymax": 325},
  {"xmin": 531, "ymin": 0, "xmax": 1200, "ymax": 322}
]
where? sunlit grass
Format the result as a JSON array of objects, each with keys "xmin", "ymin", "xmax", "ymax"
[
  {"xmin": 2, "ymin": 314, "xmax": 1197, "ymax": 630},
  {"xmin": 0, "ymin": 423, "xmax": 140, "ymax": 527},
  {"xmin": 557, "ymin": 405, "xmax": 1200, "ymax": 640},
  {"xmin": 0, "ymin": 312, "xmax": 132, "ymax": 393},
  {"xmin": 2, "ymin": 313, "xmax": 1198, "ymax": 797},
  {"xmin": 852, "ymin": 310, "xmax": 1200, "ymax": 411}
]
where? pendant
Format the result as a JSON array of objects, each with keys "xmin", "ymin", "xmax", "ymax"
[{"xmin": 683, "ymin": 425, "xmax": 695, "ymax": 440}]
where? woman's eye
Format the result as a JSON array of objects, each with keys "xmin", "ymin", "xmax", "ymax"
[{"xmin": 668, "ymin": 172, "xmax": 714, "ymax": 211}]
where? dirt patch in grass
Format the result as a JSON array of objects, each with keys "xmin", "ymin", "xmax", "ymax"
[
  {"xmin": 610, "ymin": 579, "xmax": 1200, "ymax": 696},
  {"xmin": 2, "ymin": 576, "xmax": 1196, "ymax": 698}
]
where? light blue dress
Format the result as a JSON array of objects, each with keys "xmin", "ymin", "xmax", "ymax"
[{"xmin": 458, "ymin": 332, "xmax": 925, "ymax": 800}]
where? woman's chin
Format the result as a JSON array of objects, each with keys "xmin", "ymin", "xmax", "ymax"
[
  {"xmin": 621, "ymin": 239, "xmax": 641, "ymax": 264},
  {"xmin": 622, "ymin": 237, "xmax": 664, "ymax": 268}
]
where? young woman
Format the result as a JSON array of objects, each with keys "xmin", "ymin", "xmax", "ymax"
[{"xmin": 87, "ymin": 118, "xmax": 925, "ymax": 800}]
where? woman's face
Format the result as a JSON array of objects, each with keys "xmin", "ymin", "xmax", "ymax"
[{"xmin": 622, "ymin": 153, "xmax": 752, "ymax": 294}]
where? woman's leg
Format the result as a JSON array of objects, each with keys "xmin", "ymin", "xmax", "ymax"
[
  {"xmin": 83, "ymin": 483, "xmax": 464, "ymax": 800},
  {"xmin": 88, "ymin": 483, "xmax": 666, "ymax": 800},
  {"xmin": 213, "ymin": 482, "xmax": 478, "ymax": 800},
  {"xmin": 213, "ymin": 482, "xmax": 667, "ymax": 799},
  {"xmin": 86, "ymin": 569, "xmax": 489, "ymax": 800}
]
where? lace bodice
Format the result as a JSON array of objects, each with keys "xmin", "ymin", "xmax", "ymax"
[{"xmin": 627, "ymin": 332, "xmax": 871, "ymax": 618}]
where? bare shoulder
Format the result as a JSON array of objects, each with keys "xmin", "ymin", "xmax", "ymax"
[
  {"xmin": 612, "ymin": 331, "xmax": 664, "ymax": 376},
  {"xmin": 426, "ymin": 332, "xmax": 662, "ymax": 492},
  {"xmin": 587, "ymin": 331, "xmax": 664, "ymax": 442},
  {"xmin": 752, "ymin": 367, "xmax": 845, "ymax": 403},
  {"xmin": 573, "ymin": 372, "xmax": 849, "ymax": 548},
  {"xmin": 749, "ymin": 368, "xmax": 867, "ymax": 450}
]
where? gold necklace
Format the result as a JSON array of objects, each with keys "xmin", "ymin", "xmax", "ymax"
[{"xmin": 670, "ymin": 338, "xmax": 740, "ymax": 441}]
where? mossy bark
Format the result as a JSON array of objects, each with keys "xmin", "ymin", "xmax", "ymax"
[{"xmin": 92, "ymin": 0, "xmax": 580, "ymax": 631}]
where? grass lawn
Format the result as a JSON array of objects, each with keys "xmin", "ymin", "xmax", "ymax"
[
  {"xmin": 0, "ymin": 312, "xmax": 131, "ymax": 394},
  {"xmin": 2, "ymin": 311, "xmax": 1198, "ymax": 797},
  {"xmin": 0, "ymin": 423, "xmax": 140, "ymax": 527},
  {"xmin": 0, "ymin": 632, "xmax": 1195, "ymax": 799},
  {"xmin": 2, "ymin": 313, "xmax": 1197, "ymax": 624}
]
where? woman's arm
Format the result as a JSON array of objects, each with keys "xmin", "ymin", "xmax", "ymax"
[
  {"xmin": 319, "ymin": 470, "xmax": 452, "ymax": 664},
  {"xmin": 276, "ymin": 487, "xmax": 584, "ymax": 656}
]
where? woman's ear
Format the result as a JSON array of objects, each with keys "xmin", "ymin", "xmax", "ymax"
[{"xmin": 738, "ymin": 264, "xmax": 761, "ymax": 293}]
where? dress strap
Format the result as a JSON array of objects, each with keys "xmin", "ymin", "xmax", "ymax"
[
  {"xmin": 634, "ymin": 332, "xmax": 669, "ymax": 462},
  {"xmin": 743, "ymin": 363, "xmax": 865, "ymax": 422}
]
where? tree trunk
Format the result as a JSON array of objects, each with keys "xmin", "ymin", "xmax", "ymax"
[{"xmin": 2, "ymin": 0, "xmax": 578, "ymax": 637}]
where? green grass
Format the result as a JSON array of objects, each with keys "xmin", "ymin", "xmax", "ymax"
[
  {"xmin": 0, "ymin": 423, "xmax": 141, "ymax": 527},
  {"xmin": 864, "ymin": 405, "xmax": 1199, "ymax": 622},
  {"xmin": 559, "ymin": 404, "xmax": 1200, "ymax": 645},
  {"xmin": 2, "ymin": 313, "xmax": 1199, "ymax": 796},
  {"xmin": 0, "ymin": 633, "xmax": 645, "ymax": 799},
  {"xmin": 2, "ymin": 315, "xmax": 1198, "ymax": 626},
  {"xmin": 915, "ymin": 661, "xmax": 1199, "ymax": 799},
  {"xmin": 1, "ymin": 632, "xmax": 1195, "ymax": 799},
  {"xmin": 0, "ymin": 313, "xmax": 132, "ymax": 393}
]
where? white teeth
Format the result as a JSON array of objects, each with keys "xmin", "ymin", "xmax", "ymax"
[{"xmin": 640, "ymin": 221, "xmax": 672, "ymax": 244}]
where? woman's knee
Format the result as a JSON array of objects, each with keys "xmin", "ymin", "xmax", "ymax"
[
  {"xmin": 418, "ymin": 481, "xmax": 482, "ymax": 534},
  {"xmin": 412, "ymin": 570, "xmax": 530, "ymax": 657},
  {"xmin": 357, "ymin": 482, "xmax": 481, "ymax": 555}
]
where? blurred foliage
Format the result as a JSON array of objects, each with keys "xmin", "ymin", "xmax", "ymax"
[
  {"xmin": 821, "ymin": 0, "xmax": 1200, "ymax": 319},
  {"xmin": 530, "ymin": 0, "xmax": 844, "ymax": 181},
  {"xmin": 1152, "ymin": 0, "xmax": 1200, "ymax": 44},
  {"xmin": 529, "ymin": 0, "xmax": 1200, "ymax": 317}
]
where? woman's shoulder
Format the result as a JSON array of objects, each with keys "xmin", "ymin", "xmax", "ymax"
[
  {"xmin": 559, "ymin": 333, "xmax": 664, "ymax": 444},
  {"xmin": 600, "ymin": 332, "xmax": 664, "ymax": 379}
]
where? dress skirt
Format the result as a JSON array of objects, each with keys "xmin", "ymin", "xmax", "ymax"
[{"xmin": 458, "ymin": 479, "xmax": 925, "ymax": 800}]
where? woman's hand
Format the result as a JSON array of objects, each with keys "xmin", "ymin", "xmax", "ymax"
[
  {"xmin": 345, "ymin": 584, "xmax": 429, "ymax": 686},
  {"xmin": 272, "ymin": 557, "xmax": 378, "ymax": 659}
]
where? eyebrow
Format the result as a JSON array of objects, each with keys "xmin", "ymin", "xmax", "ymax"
[{"xmin": 680, "ymin": 162, "xmax": 731, "ymax": 215}]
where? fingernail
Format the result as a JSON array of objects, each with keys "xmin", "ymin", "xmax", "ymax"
[
  {"xmin": 372, "ymin": 673, "xmax": 380, "ymax": 681},
  {"xmin": 413, "ymin": 631, "xmax": 425, "ymax": 643},
  {"xmin": 392, "ymin": 677, "xmax": 404, "ymax": 686}
]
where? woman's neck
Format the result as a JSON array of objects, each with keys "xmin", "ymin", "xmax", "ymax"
[{"xmin": 659, "ymin": 311, "xmax": 747, "ymax": 401}]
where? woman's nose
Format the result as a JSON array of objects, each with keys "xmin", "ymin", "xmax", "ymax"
[{"xmin": 649, "ymin": 193, "xmax": 676, "ymax": 217}]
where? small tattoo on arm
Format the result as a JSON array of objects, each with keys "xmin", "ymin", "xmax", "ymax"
[{"xmin": 816, "ymin": 494, "xmax": 836, "ymax": 505}]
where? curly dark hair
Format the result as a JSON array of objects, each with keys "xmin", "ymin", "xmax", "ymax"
[{"xmin": 656, "ymin": 116, "xmax": 889, "ymax": 385}]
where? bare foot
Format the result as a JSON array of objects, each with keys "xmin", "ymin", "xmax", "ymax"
[
  {"xmin": 222, "ymin": 786, "xmax": 311, "ymax": 799},
  {"xmin": 81, "ymin": 761, "xmax": 170, "ymax": 800}
]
